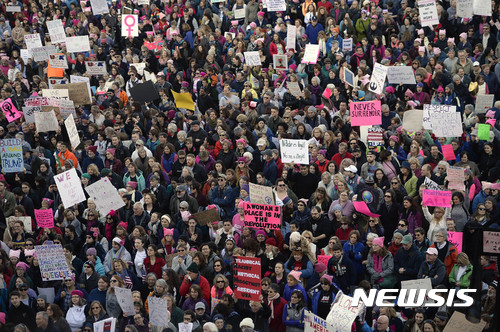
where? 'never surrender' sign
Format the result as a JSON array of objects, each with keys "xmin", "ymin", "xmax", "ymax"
[
  {"xmin": 244, "ymin": 202, "xmax": 281, "ymax": 230},
  {"xmin": 350, "ymin": 100, "xmax": 381, "ymax": 126}
]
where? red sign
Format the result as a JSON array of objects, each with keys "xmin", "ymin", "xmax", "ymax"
[{"xmin": 233, "ymin": 256, "xmax": 261, "ymax": 301}]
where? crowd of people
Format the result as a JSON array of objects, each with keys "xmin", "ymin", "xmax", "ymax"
[{"xmin": 0, "ymin": 0, "xmax": 498, "ymax": 331}]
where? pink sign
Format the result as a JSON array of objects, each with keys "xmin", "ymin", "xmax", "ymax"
[
  {"xmin": 352, "ymin": 201, "xmax": 380, "ymax": 218},
  {"xmin": 243, "ymin": 202, "xmax": 281, "ymax": 230},
  {"xmin": 34, "ymin": 209, "xmax": 54, "ymax": 228},
  {"xmin": 448, "ymin": 231, "xmax": 462, "ymax": 252},
  {"xmin": 350, "ymin": 100, "xmax": 382, "ymax": 126},
  {"xmin": 441, "ymin": 144, "xmax": 455, "ymax": 161},
  {"xmin": 1, "ymin": 98, "xmax": 22, "ymax": 122},
  {"xmin": 422, "ymin": 189, "xmax": 452, "ymax": 208},
  {"xmin": 317, "ymin": 255, "xmax": 332, "ymax": 267},
  {"xmin": 322, "ymin": 88, "xmax": 332, "ymax": 99}
]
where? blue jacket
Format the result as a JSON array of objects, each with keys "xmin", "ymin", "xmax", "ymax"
[
  {"xmin": 394, "ymin": 244, "xmax": 424, "ymax": 282},
  {"xmin": 283, "ymin": 283, "xmax": 307, "ymax": 302},
  {"xmin": 342, "ymin": 241, "xmax": 365, "ymax": 275},
  {"xmin": 87, "ymin": 288, "xmax": 106, "ymax": 308},
  {"xmin": 472, "ymin": 190, "xmax": 488, "ymax": 213},
  {"xmin": 305, "ymin": 23, "xmax": 324, "ymax": 44},
  {"xmin": 210, "ymin": 185, "xmax": 237, "ymax": 212},
  {"xmin": 284, "ymin": 257, "xmax": 314, "ymax": 280},
  {"xmin": 263, "ymin": 159, "xmax": 278, "ymax": 184}
]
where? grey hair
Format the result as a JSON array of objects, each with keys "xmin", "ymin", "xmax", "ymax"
[
  {"xmin": 204, "ymin": 322, "xmax": 219, "ymax": 332},
  {"xmin": 367, "ymin": 233, "xmax": 379, "ymax": 241},
  {"xmin": 155, "ymin": 278, "xmax": 168, "ymax": 289},
  {"xmin": 436, "ymin": 228, "xmax": 448, "ymax": 240}
]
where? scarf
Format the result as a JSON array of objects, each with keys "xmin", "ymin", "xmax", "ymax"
[
  {"xmin": 373, "ymin": 254, "xmax": 384, "ymax": 283},
  {"xmin": 108, "ymin": 247, "xmax": 124, "ymax": 271},
  {"xmin": 267, "ymin": 292, "xmax": 280, "ymax": 321}
]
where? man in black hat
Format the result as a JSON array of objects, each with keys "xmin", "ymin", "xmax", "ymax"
[
  {"xmin": 187, "ymin": 120, "xmax": 208, "ymax": 149},
  {"xmin": 179, "ymin": 263, "xmax": 210, "ymax": 303}
]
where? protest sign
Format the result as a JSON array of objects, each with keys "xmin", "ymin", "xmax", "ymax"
[
  {"xmin": 138, "ymin": 0, "xmax": 149, "ymax": 4},
  {"xmin": 172, "ymin": 90, "xmax": 195, "ymax": 110},
  {"xmin": 148, "ymin": 297, "xmax": 170, "ymax": 327},
  {"xmin": 244, "ymin": 202, "xmax": 280, "ymax": 230},
  {"xmin": 249, "ymin": 183, "xmax": 275, "ymax": 205},
  {"xmin": 402, "ymin": 109, "xmax": 423, "ymax": 132},
  {"xmin": 343, "ymin": 67, "xmax": 356, "ymax": 87},
  {"xmin": 317, "ymin": 255, "xmax": 332, "ymax": 268},
  {"xmin": 54, "ymin": 82, "xmax": 92, "ymax": 105},
  {"xmin": 286, "ymin": 25, "xmax": 296, "ymax": 50},
  {"xmin": 179, "ymin": 323, "xmax": 193, "ymax": 332},
  {"xmin": 244, "ymin": 51, "xmax": 261, "ymax": 66},
  {"xmin": 368, "ymin": 63, "xmax": 387, "ymax": 95},
  {"xmin": 1, "ymin": 98, "xmax": 22, "ymax": 122},
  {"xmin": 422, "ymin": 104, "xmax": 456, "ymax": 130},
  {"xmin": 69, "ymin": 75, "xmax": 92, "ymax": 102},
  {"xmin": 266, "ymin": 0, "xmax": 286, "ymax": 11},
  {"xmin": 350, "ymin": 100, "xmax": 382, "ymax": 126},
  {"xmin": 273, "ymin": 54, "xmax": 288, "ymax": 70},
  {"xmin": 31, "ymin": 46, "xmax": 50, "ymax": 62},
  {"xmin": 441, "ymin": 144, "xmax": 456, "ymax": 161},
  {"xmin": 20, "ymin": 49, "xmax": 29, "ymax": 65},
  {"xmin": 478, "ymin": 123, "xmax": 491, "ymax": 140},
  {"xmin": 233, "ymin": 256, "xmax": 261, "ymax": 301},
  {"xmin": 400, "ymin": 278, "xmax": 433, "ymax": 302},
  {"xmin": 66, "ymin": 36, "xmax": 90, "ymax": 53},
  {"xmin": 85, "ymin": 178, "xmax": 125, "ymax": 216},
  {"xmin": 191, "ymin": 208, "xmax": 220, "ymax": 226},
  {"xmin": 93, "ymin": 317, "xmax": 116, "ymax": 332},
  {"xmin": 424, "ymin": 177, "xmax": 442, "ymax": 191},
  {"xmin": 472, "ymin": 0, "xmax": 492, "ymax": 16},
  {"xmin": 448, "ymin": 231, "xmax": 463, "ymax": 252},
  {"xmin": 85, "ymin": 61, "xmax": 107, "ymax": 75},
  {"xmin": 352, "ymin": 200, "xmax": 380, "ymax": 217},
  {"xmin": 343, "ymin": 38, "xmax": 353, "ymax": 51},
  {"xmin": 302, "ymin": 44, "xmax": 321, "ymax": 64},
  {"xmin": 130, "ymin": 63, "xmax": 146, "ymax": 75},
  {"xmin": 34, "ymin": 110, "xmax": 59, "ymax": 132},
  {"xmin": 35, "ymin": 244, "xmax": 72, "ymax": 281},
  {"xmin": 24, "ymin": 34, "xmax": 42, "ymax": 53},
  {"xmin": 34, "ymin": 209, "xmax": 54, "ymax": 228},
  {"xmin": 367, "ymin": 127, "xmax": 384, "ymax": 147},
  {"xmin": 23, "ymin": 105, "xmax": 41, "ymax": 124},
  {"xmin": 130, "ymin": 81, "xmax": 160, "ymax": 104},
  {"xmin": 6, "ymin": 5, "xmax": 21, "ymax": 12},
  {"xmin": 42, "ymin": 89, "xmax": 69, "ymax": 99},
  {"xmin": 114, "ymin": 287, "xmax": 136, "ymax": 316},
  {"xmin": 443, "ymin": 312, "xmax": 486, "ymax": 332},
  {"xmin": 37, "ymin": 288, "xmax": 55, "ymax": 303},
  {"xmin": 234, "ymin": 9, "xmax": 245, "ymax": 19},
  {"xmin": 475, "ymin": 94, "xmax": 494, "ymax": 113},
  {"xmin": 65, "ymin": 115, "xmax": 80, "ymax": 150},
  {"xmin": 447, "ymin": 166, "xmax": 465, "ymax": 191},
  {"xmin": 46, "ymin": 20, "xmax": 66, "ymax": 43},
  {"xmin": 483, "ymin": 231, "xmax": 500, "ymax": 254},
  {"xmin": 305, "ymin": 310, "xmax": 335, "ymax": 332},
  {"xmin": 422, "ymin": 189, "xmax": 452, "ymax": 208},
  {"xmin": 456, "ymin": 0, "xmax": 473, "ymax": 17},
  {"xmin": 90, "ymin": 0, "xmax": 109, "ymax": 15},
  {"xmin": 54, "ymin": 168, "xmax": 86, "ymax": 208},
  {"xmin": 387, "ymin": 66, "xmax": 416, "ymax": 85},
  {"xmin": 11, "ymin": 216, "xmax": 32, "ymax": 233},
  {"xmin": 0, "ymin": 138, "xmax": 23, "ymax": 173},
  {"xmin": 279, "ymin": 138, "xmax": 309, "ymax": 164},
  {"xmin": 430, "ymin": 112, "xmax": 462, "ymax": 137},
  {"xmin": 287, "ymin": 81, "xmax": 302, "ymax": 98},
  {"xmin": 48, "ymin": 78, "xmax": 68, "ymax": 88},
  {"xmin": 326, "ymin": 292, "xmax": 364, "ymax": 332},
  {"xmin": 121, "ymin": 15, "xmax": 138, "ymax": 37},
  {"xmin": 418, "ymin": 0, "xmax": 439, "ymax": 27}
]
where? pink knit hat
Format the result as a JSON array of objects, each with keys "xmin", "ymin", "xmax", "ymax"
[
  {"xmin": 372, "ymin": 236, "xmax": 384, "ymax": 247},
  {"xmin": 321, "ymin": 274, "xmax": 334, "ymax": 284},
  {"xmin": 289, "ymin": 270, "xmax": 302, "ymax": 281}
]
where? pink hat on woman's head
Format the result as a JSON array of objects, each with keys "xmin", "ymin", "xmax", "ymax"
[
  {"xmin": 9, "ymin": 250, "xmax": 20, "ymax": 259},
  {"xmin": 459, "ymin": 32, "xmax": 467, "ymax": 40},
  {"xmin": 289, "ymin": 270, "xmax": 302, "ymax": 281},
  {"xmin": 389, "ymin": 135, "xmax": 399, "ymax": 143},
  {"xmin": 164, "ymin": 228, "xmax": 174, "ymax": 236},
  {"xmin": 486, "ymin": 110, "xmax": 496, "ymax": 118},
  {"xmin": 447, "ymin": 38, "xmax": 455, "ymax": 44},
  {"xmin": 372, "ymin": 236, "xmax": 384, "ymax": 247},
  {"xmin": 238, "ymin": 200, "xmax": 245, "ymax": 209},
  {"xmin": 321, "ymin": 274, "xmax": 334, "ymax": 284}
]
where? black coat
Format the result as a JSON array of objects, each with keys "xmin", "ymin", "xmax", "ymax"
[{"xmin": 7, "ymin": 302, "xmax": 36, "ymax": 331}]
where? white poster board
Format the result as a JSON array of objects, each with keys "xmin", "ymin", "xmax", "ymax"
[
  {"xmin": 46, "ymin": 20, "xmax": 66, "ymax": 43},
  {"xmin": 249, "ymin": 183, "xmax": 275, "ymax": 205},
  {"xmin": 401, "ymin": 278, "xmax": 433, "ymax": 303},
  {"xmin": 85, "ymin": 178, "xmax": 125, "ymax": 216},
  {"xmin": 368, "ymin": 63, "xmax": 388, "ymax": 95},
  {"xmin": 301, "ymin": 44, "xmax": 320, "ymax": 64},
  {"xmin": 90, "ymin": 0, "xmax": 110, "ymax": 15},
  {"xmin": 287, "ymin": 81, "xmax": 302, "ymax": 98},
  {"xmin": 305, "ymin": 310, "xmax": 335, "ymax": 332},
  {"xmin": 325, "ymin": 292, "xmax": 364, "ymax": 332},
  {"xmin": 418, "ymin": 0, "xmax": 439, "ymax": 27},
  {"xmin": 121, "ymin": 15, "xmax": 139, "ymax": 37},
  {"xmin": 85, "ymin": 61, "xmax": 107, "ymax": 75},
  {"xmin": 266, "ymin": 0, "xmax": 286, "ymax": 12},
  {"xmin": 431, "ymin": 112, "xmax": 463, "ymax": 137},
  {"xmin": 24, "ymin": 34, "xmax": 42, "ymax": 52},
  {"xmin": 402, "ymin": 109, "xmax": 423, "ymax": 132},
  {"xmin": 35, "ymin": 244, "xmax": 72, "ymax": 280},
  {"xmin": 273, "ymin": 54, "xmax": 288, "ymax": 70},
  {"xmin": 234, "ymin": 9, "xmax": 245, "ymax": 19},
  {"xmin": 65, "ymin": 114, "xmax": 80, "ymax": 150},
  {"xmin": 114, "ymin": 287, "xmax": 136, "ymax": 316},
  {"xmin": 473, "ymin": 0, "xmax": 492, "ymax": 16},
  {"xmin": 286, "ymin": 25, "xmax": 296, "ymax": 50},
  {"xmin": 422, "ymin": 104, "xmax": 456, "ymax": 130},
  {"xmin": 54, "ymin": 168, "xmax": 86, "ymax": 208},
  {"xmin": 244, "ymin": 51, "xmax": 261, "ymax": 66},
  {"xmin": 148, "ymin": 297, "xmax": 169, "ymax": 327},
  {"xmin": 34, "ymin": 111, "xmax": 59, "ymax": 132},
  {"xmin": 387, "ymin": 66, "xmax": 417, "ymax": 85},
  {"xmin": 279, "ymin": 139, "xmax": 309, "ymax": 164},
  {"xmin": 475, "ymin": 94, "xmax": 494, "ymax": 113},
  {"xmin": 456, "ymin": 0, "xmax": 473, "ymax": 17},
  {"xmin": 66, "ymin": 36, "xmax": 90, "ymax": 53},
  {"xmin": 93, "ymin": 318, "xmax": 117, "ymax": 332},
  {"xmin": 343, "ymin": 38, "xmax": 353, "ymax": 51}
]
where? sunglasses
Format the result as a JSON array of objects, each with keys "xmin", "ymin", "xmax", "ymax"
[
  {"xmin": 217, "ymin": 280, "xmax": 224, "ymax": 283},
  {"xmin": 478, "ymin": 207, "xmax": 486, "ymax": 210},
  {"xmin": 398, "ymin": 224, "xmax": 406, "ymax": 226},
  {"xmin": 110, "ymin": 279, "xmax": 118, "ymax": 283}
]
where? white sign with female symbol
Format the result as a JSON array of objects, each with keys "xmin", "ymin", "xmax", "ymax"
[{"xmin": 122, "ymin": 15, "xmax": 138, "ymax": 37}]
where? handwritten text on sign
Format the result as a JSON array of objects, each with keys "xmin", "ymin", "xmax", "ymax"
[
  {"xmin": 326, "ymin": 292, "xmax": 364, "ymax": 331},
  {"xmin": 305, "ymin": 310, "xmax": 335, "ymax": 332},
  {"xmin": 34, "ymin": 209, "xmax": 54, "ymax": 228},
  {"xmin": 279, "ymin": 138, "xmax": 309, "ymax": 164},
  {"xmin": 422, "ymin": 189, "xmax": 452, "ymax": 208},
  {"xmin": 0, "ymin": 138, "xmax": 23, "ymax": 173},
  {"xmin": 244, "ymin": 202, "xmax": 281, "ymax": 230},
  {"xmin": 483, "ymin": 231, "xmax": 500, "ymax": 254},
  {"xmin": 233, "ymin": 256, "xmax": 261, "ymax": 301},
  {"xmin": 448, "ymin": 231, "xmax": 463, "ymax": 252},
  {"xmin": 35, "ymin": 244, "xmax": 72, "ymax": 281},
  {"xmin": 54, "ymin": 168, "xmax": 86, "ymax": 208},
  {"xmin": 350, "ymin": 100, "xmax": 382, "ymax": 126}
]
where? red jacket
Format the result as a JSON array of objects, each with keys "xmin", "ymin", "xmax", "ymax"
[
  {"xmin": 332, "ymin": 152, "xmax": 353, "ymax": 168},
  {"xmin": 143, "ymin": 257, "xmax": 165, "ymax": 279},
  {"xmin": 268, "ymin": 296, "xmax": 287, "ymax": 332},
  {"xmin": 180, "ymin": 274, "xmax": 211, "ymax": 303}
]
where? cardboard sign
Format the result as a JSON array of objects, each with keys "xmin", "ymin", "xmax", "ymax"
[
  {"xmin": 443, "ymin": 312, "xmax": 486, "ymax": 332},
  {"xmin": 423, "ymin": 104, "xmax": 456, "ymax": 130},
  {"xmin": 402, "ymin": 109, "xmax": 423, "ymax": 132},
  {"xmin": 35, "ymin": 209, "xmax": 54, "ymax": 228},
  {"xmin": 368, "ymin": 63, "xmax": 387, "ymax": 95},
  {"xmin": 0, "ymin": 138, "xmax": 23, "ymax": 173},
  {"xmin": 85, "ymin": 178, "xmax": 125, "ymax": 216},
  {"xmin": 273, "ymin": 54, "xmax": 288, "ymax": 70},
  {"xmin": 244, "ymin": 51, "xmax": 261, "ymax": 66},
  {"xmin": 286, "ymin": 25, "xmax": 296, "ymax": 50},
  {"xmin": 35, "ymin": 244, "xmax": 72, "ymax": 281},
  {"xmin": 317, "ymin": 255, "xmax": 332, "ymax": 268},
  {"xmin": 483, "ymin": 231, "xmax": 500, "ymax": 254},
  {"xmin": 129, "ymin": 80, "xmax": 160, "ymax": 104},
  {"xmin": 419, "ymin": 0, "xmax": 439, "ymax": 27},
  {"xmin": 456, "ymin": 0, "xmax": 473, "ymax": 17},
  {"xmin": 350, "ymin": 100, "xmax": 382, "ymax": 126},
  {"xmin": 233, "ymin": 256, "xmax": 261, "ymax": 301},
  {"xmin": 387, "ymin": 66, "xmax": 417, "ymax": 85},
  {"xmin": 46, "ymin": 20, "xmax": 66, "ymax": 43},
  {"xmin": 54, "ymin": 168, "xmax": 86, "ymax": 208},
  {"xmin": 34, "ymin": 110, "xmax": 59, "ymax": 132},
  {"xmin": 249, "ymin": 183, "xmax": 275, "ymax": 205},
  {"xmin": 70, "ymin": 75, "xmax": 92, "ymax": 101},
  {"xmin": 1, "ymin": 98, "xmax": 22, "ymax": 122},
  {"xmin": 54, "ymin": 82, "xmax": 92, "ymax": 105},
  {"xmin": 85, "ymin": 61, "xmax": 107, "ymax": 75},
  {"xmin": 441, "ymin": 144, "xmax": 456, "ymax": 161},
  {"xmin": 148, "ymin": 297, "xmax": 169, "ymax": 327},
  {"xmin": 447, "ymin": 166, "xmax": 465, "ymax": 191},
  {"xmin": 244, "ymin": 202, "xmax": 281, "ymax": 230},
  {"xmin": 422, "ymin": 189, "xmax": 452, "ymax": 208},
  {"xmin": 302, "ymin": 44, "xmax": 321, "ymax": 64},
  {"xmin": 287, "ymin": 81, "xmax": 302, "ymax": 98},
  {"xmin": 93, "ymin": 317, "xmax": 116, "ymax": 332},
  {"xmin": 305, "ymin": 310, "xmax": 335, "ymax": 332},
  {"xmin": 114, "ymin": 287, "xmax": 136, "ymax": 316},
  {"xmin": 326, "ymin": 292, "xmax": 364, "ymax": 332},
  {"xmin": 90, "ymin": 0, "xmax": 109, "ymax": 15},
  {"xmin": 367, "ymin": 127, "xmax": 384, "ymax": 147},
  {"xmin": 472, "ymin": 0, "xmax": 492, "ymax": 16},
  {"xmin": 122, "ymin": 15, "xmax": 139, "ymax": 37},
  {"xmin": 475, "ymin": 94, "xmax": 494, "ymax": 113},
  {"xmin": 432, "ymin": 112, "xmax": 463, "ymax": 137},
  {"xmin": 171, "ymin": 90, "xmax": 194, "ymax": 111},
  {"xmin": 400, "ymin": 278, "xmax": 433, "ymax": 302},
  {"xmin": 191, "ymin": 208, "xmax": 220, "ymax": 226},
  {"xmin": 448, "ymin": 231, "xmax": 463, "ymax": 252},
  {"xmin": 266, "ymin": 0, "xmax": 286, "ymax": 11},
  {"xmin": 279, "ymin": 139, "xmax": 308, "ymax": 164},
  {"xmin": 66, "ymin": 36, "xmax": 90, "ymax": 53},
  {"xmin": 343, "ymin": 38, "xmax": 353, "ymax": 51}
]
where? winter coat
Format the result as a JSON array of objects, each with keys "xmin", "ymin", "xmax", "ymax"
[
  {"xmin": 366, "ymin": 251, "xmax": 394, "ymax": 285},
  {"xmin": 283, "ymin": 303, "xmax": 305, "ymax": 332},
  {"xmin": 449, "ymin": 264, "xmax": 473, "ymax": 289},
  {"xmin": 394, "ymin": 244, "xmax": 424, "ymax": 282}
]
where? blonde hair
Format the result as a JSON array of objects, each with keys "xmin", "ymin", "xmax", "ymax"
[{"xmin": 457, "ymin": 252, "xmax": 470, "ymax": 266}]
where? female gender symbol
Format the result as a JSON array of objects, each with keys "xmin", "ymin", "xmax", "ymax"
[{"xmin": 123, "ymin": 15, "xmax": 136, "ymax": 37}]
